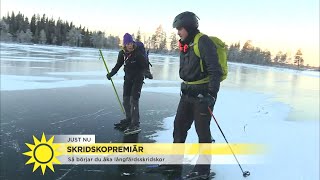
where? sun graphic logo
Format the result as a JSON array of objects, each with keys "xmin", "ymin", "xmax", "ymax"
[{"xmin": 23, "ymin": 133, "xmax": 61, "ymax": 175}]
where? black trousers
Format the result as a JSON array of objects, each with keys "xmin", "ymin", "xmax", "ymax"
[
  {"xmin": 173, "ymin": 94, "xmax": 215, "ymax": 173},
  {"xmin": 122, "ymin": 75, "xmax": 144, "ymax": 126}
]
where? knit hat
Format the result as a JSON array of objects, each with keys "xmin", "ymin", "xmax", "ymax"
[{"xmin": 123, "ymin": 33, "xmax": 134, "ymax": 45}]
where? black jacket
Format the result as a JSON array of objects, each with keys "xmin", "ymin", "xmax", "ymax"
[
  {"xmin": 179, "ymin": 34, "xmax": 223, "ymax": 97},
  {"xmin": 109, "ymin": 48, "xmax": 147, "ymax": 79}
]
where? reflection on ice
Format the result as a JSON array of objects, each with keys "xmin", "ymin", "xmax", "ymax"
[
  {"xmin": 1, "ymin": 75, "xmax": 66, "ymax": 81},
  {"xmin": 1, "ymin": 42, "xmax": 319, "ymax": 121}
]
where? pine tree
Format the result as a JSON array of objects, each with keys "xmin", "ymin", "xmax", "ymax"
[
  {"xmin": 47, "ymin": 18, "xmax": 55, "ymax": 44},
  {"xmin": 280, "ymin": 53, "xmax": 287, "ymax": 64},
  {"xmin": 39, "ymin": 29, "xmax": 47, "ymax": 44},
  {"xmin": 151, "ymin": 25, "xmax": 166, "ymax": 52},
  {"xmin": 67, "ymin": 27, "xmax": 81, "ymax": 46},
  {"xmin": 131, "ymin": 33, "xmax": 135, "ymax": 41},
  {"xmin": 9, "ymin": 12, "xmax": 16, "ymax": 36},
  {"xmin": 159, "ymin": 32, "xmax": 167, "ymax": 51},
  {"xmin": 91, "ymin": 31, "xmax": 104, "ymax": 48},
  {"xmin": 33, "ymin": 14, "xmax": 41, "ymax": 43},
  {"xmin": 294, "ymin": 49, "xmax": 304, "ymax": 68},
  {"xmin": 242, "ymin": 40, "xmax": 253, "ymax": 51},
  {"xmin": 274, "ymin": 51, "xmax": 282, "ymax": 63},
  {"xmin": 136, "ymin": 29, "xmax": 141, "ymax": 42},
  {"xmin": 169, "ymin": 32, "xmax": 178, "ymax": 52},
  {"xmin": 228, "ymin": 43, "xmax": 240, "ymax": 62},
  {"xmin": 30, "ymin": 15, "xmax": 37, "ymax": 37},
  {"xmin": 55, "ymin": 18, "xmax": 62, "ymax": 45},
  {"xmin": 263, "ymin": 50, "xmax": 272, "ymax": 64},
  {"xmin": 0, "ymin": 20, "xmax": 12, "ymax": 42},
  {"xmin": 82, "ymin": 28, "xmax": 91, "ymax": 47}
]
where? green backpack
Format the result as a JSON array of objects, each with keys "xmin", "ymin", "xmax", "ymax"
[{"xmin": 193, "ymin": 33, "xmax": 228, "ymax": 82}]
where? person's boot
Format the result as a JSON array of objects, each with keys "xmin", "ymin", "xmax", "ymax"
[{"xmin": 114, "ymin": 119, "xmax": 131, "ymax": 131}]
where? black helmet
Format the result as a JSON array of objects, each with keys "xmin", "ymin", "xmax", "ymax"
[{"xmin": 172, "ymin": 11, "xmax": 199, "ymax": 29}]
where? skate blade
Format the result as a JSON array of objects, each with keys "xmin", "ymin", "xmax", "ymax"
[{"xmin": 124, "ymin": 129, "xmax": 141, "ymax": 135}]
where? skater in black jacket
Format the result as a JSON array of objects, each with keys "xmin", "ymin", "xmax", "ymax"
[{"xmin": 107, "ymin": 33, "xmax": 148, "ymax": 135}]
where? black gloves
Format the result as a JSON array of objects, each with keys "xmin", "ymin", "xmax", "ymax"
[
  {"xmin": 198, "ymin": 93, "xmax": 216, "ymax": 107},
  {"xmin": 144, "ymin": 69, "xmax": 153, "ymax": 79}
]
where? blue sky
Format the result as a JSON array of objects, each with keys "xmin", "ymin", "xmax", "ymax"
[{"xmin": 1, "ymin": 0, "xmax": 319, "ymax": 66}]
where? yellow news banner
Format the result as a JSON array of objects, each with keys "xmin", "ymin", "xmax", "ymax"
[{"xmin": 55, "ymin": 143, "xmax": 266, "ymax": 155}]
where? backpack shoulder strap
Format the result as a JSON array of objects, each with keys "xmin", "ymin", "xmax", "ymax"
[
  {"xmin": 193, "ymin": 32, "xmax": 205, "ymax": 72},
  {"xmin": 193, "ymin": 32, "xmax": 204, "ymax": 58}
]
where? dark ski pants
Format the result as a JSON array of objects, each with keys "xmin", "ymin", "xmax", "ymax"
[
  {"xmin": 123, "ymin": 75, "xmax": 144, "ymax": 126},
  {"xmin": 173, "ymin": 94, "xmax": 215, "ymax": 173}
]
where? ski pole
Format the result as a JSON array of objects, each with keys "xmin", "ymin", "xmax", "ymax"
[
  {"xmin": 208, "ymin": 107, "xmax": 250, "ymax": 177},
  {"xmin": 99, "ymin": 49, "xmax": 125, "ymax": 115}
]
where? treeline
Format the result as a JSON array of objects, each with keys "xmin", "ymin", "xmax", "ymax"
[
  {"xmin": 228, "ymin": 40, "xmax": 306, "ymax": 68},
  {"xmin": 0, "ymin": 11, "xmax": 177, "ymax": 51},
  {"xmin": 0, "ymin": 11, "xmax": 311, "ymax": 68},
  {"xmin": 0, "ymin": 12, "xmax": 120, "ymax": 48}
]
